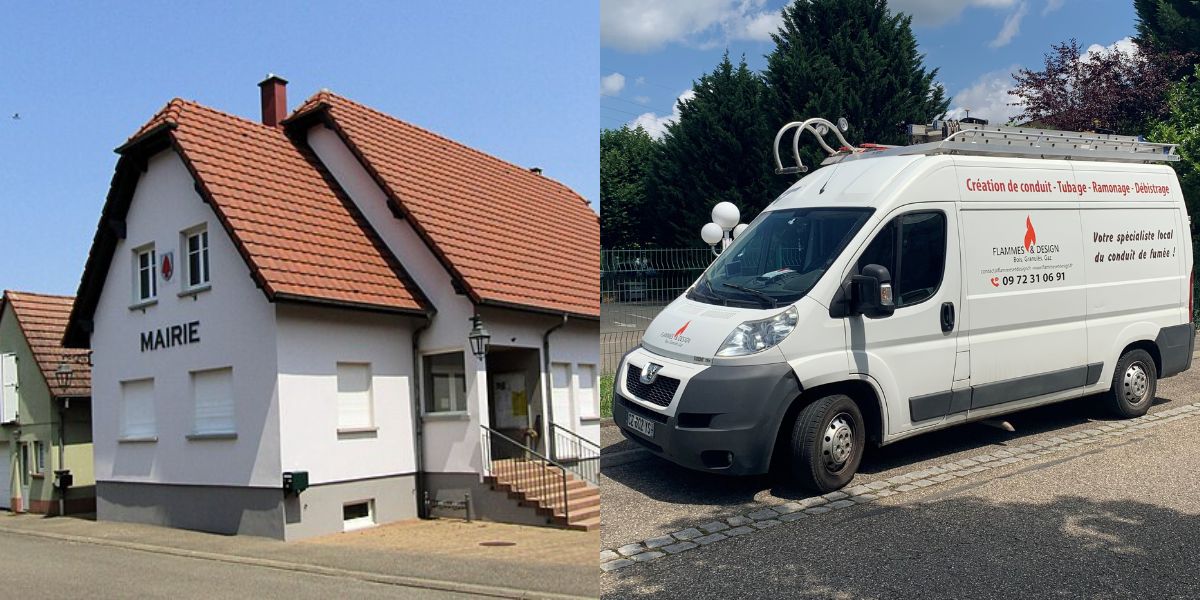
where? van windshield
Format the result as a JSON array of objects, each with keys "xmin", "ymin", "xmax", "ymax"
[{"xmin": 689, "ymin": 207, "xmax": 874, "ymax": 308}]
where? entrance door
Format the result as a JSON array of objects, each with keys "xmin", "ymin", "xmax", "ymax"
[
  {"xmin": 18, "ymin": 442, "xmax": 30, "ymax": 511},
  {"xmin": 845, "ymin": 204, "xmax": 963, "ymax": 434},
  {"xmin": 0, "ymin": 443, "xmax": 9, "ymax": 510}
]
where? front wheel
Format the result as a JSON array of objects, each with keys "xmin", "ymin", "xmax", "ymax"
[
  {"xmin": 1105, "ymin": 349, "xmax": 1157, "ymax": 418},
  {"xmin": 789, "ymin": 394, "xmax": 865, "ymax": 493}
]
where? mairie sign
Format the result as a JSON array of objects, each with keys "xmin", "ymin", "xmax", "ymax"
[{"xmin": 141, "ymin": 321, "xmax": 200, "ymax": 352}]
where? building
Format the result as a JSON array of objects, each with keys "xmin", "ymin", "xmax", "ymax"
[
  {"xmin": 64, "ymin": 76, "xmax": 600, "ymax": 540},
  {"xmin": 1, "ymin": 291, "xmax": 94, "ymax": 514}
]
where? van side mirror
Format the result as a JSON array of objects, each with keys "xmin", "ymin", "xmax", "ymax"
[{"xmin": 850, "ymin": 264, "xmax": 895, "ymax": 318}]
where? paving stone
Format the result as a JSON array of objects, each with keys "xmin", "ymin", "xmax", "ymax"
[
  {"xmin": 662, "ymin": 541, "xmax": 698, "ymax": 554},
  {"xmin": 726, "ymin": 515, "xmax": 753, "ymax": 527},
  {"xmin": 852, "ymin": 494, "xmax": 879, "ymax": 503},
  {"xmin": 887, "ymin": 474, "xmax": 914, "ymax": 485},
  {"xmin": 774, "ymin": 502, "xmax": 804, "ymax": 515},
  {"xmin": 958, "ymin": 458, "xmax": 979, "ymax": 467},
  {"xmin": 617, "ymin": 543, "xmax": 644, "ymax": 557},
  {"xmin": 752, "ymin": 519, "xmax": 782, "ymax": 529},
  {"xmin": 865, "ymin": 481, "xmax": 891, "ymax": 491},
  {"xmin": 600, "ymin": 550, "xmax": 619, "ymax": 562},
  {"xmin": 975, "ymin": 454, "xmax": 997, "ymax": 462},
  {"xmin": 672, "ymin": 528, "xmax": 703, "ymax": 541},
  {"xmin": 932, "ymin": 473, "xmax": 955, "ymax": 483},
  {"xmin": 644, "ymin": 535, "xmax": 675, "ymax": 549},
  {"xmin": 926, "ymin": 466, "xmax": 947, "ymax": 475},
  {"xmin": 913, "ymin": 479, "xmax": 936, "ymax": 488},
  {"xmin": 699, "ymin": 521, "xmax": 729, "ymax": 534},
  {"xmin": 601, "ymin": 559, "xmax": 636, "ymax": 572},
  {"xmin": 828, "ymin": 499, "xmax": 856, "ymax": 509},
  {"xmin": 876, "ymin": 489, "xmax": 898, "ymax": 498},
  {"xmin": 909, "ymin": 470, "xmax": 933, "ymax": 479},
  {"xmin": 748, "ymin": 508, "xmax": 780, "ymax": 521},
  {"xmin": 797, "ymin": 497, "xmax": 828, "ymax": 509},
  {"xmin": 804, "ymin": 507, "xmax": 833, "ymax": 515},
  {"xmin": 821, "ymin": 491, "xmax": 849, "ymax": 501},
  {"xmin": 895, "ymin": 484, "xmax": 918, "ymax": 492},
  {"xmin": 843, "ymin": 485, "xmax": 871, "ymax": 496},
  {"xmin": 725, "ymin": 526, "xmax": 755, "ymax": 537},
  {"xmin": 1019, "ymin": 453, "xmax": 1038, "ymax": 459},
  {"xmin": 694, "ymin": 533, "xmax": 727, "ymax": 545},
  {"xmin": 779, "ymin": 511, "xmax": 807, "ymax": 522},
  {"xmin": 630, "ymin": 551, "xmax": 665, "ymax": 562},
  {"xmin": 992, "ymin": 449, "xmax": 1014, "ymax": 457}
]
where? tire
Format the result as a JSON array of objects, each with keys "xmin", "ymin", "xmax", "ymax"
[
  {"xmin": 789, "ymin": 394, "xmax": 865, "ymax": 493},
  {"xmin": 1105, "ymin": 349, "xmax": 1157, "ymax": 418}
]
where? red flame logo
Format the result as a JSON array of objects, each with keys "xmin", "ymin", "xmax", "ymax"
[
  {"xmin": 1023, "ymin": 216, "xmax": 1036, "ymax": 251},
  {"xmin": 161, "ymin": 253, "xmax": 174, "ymax": 280},
  {"xmin": 674, "ymin": 321, "xmax": 691, "ymax": 338}
]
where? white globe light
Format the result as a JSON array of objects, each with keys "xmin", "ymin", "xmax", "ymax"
[
  {"xmin": 711, "ymin": 202, "xmax": 740, "ymax": 230},
  {"xmin": 701, "ymin": 222, "xmax": 724, "ymax": 246},
  {"xmin": 732, "ymin": 223, "xmax": 749, "ymax": 239}
]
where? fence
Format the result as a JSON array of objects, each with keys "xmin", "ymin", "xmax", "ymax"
[{"xmin": 601, "ymin": 248, "xmax": 713, "ymax": 375}]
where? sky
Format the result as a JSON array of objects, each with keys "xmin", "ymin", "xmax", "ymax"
[
  {"xmin": 601, "ymin": 0, "xmax": 1139, "ymax": 136},
  {"xmin": 0, "ymin": 1, "xmax": 598, "ymax": 295}
]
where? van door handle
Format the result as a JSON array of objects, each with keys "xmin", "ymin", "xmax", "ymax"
[{"xmin": 940, "ymin": 302, "xmax": 955, "ymax": 332}]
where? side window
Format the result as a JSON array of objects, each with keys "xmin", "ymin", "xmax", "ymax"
[
  {"xmin": 857, "ymin": 211, "xmax": 947, "ymax": 308},
  {"xmin": 133, "ymin": 244, "xmax": 157, "ymax": 303}
]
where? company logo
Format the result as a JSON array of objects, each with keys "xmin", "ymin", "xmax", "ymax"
[
  {"xmin": 658, "ymin": 320, "xmax": 693, "ymax": 347},
  {"xmin": 640, "ymin": 363, "xmax": 663, "ymax": 385},
  {"xmin": 674, "ymin": 321, "xmax": 691, "ymax": 338},
  {"xmin": 991, "ymin": 215, "xmax": 1059, "ymax": 257},
  {"xmin": 1024, "ymin": 215, "xmax": 1037, "ymax": 251},
  {"xmin": 160, "ymin": 251, "xmax": 175, "ymax": 281}
]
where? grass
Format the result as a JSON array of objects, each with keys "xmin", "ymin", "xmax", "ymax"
[{"xmin": 600, "ymin": 374, "xmax": 614, "ymax": 418}]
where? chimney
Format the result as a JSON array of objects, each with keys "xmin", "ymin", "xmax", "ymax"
[
  {"xmin": 529, "ymin": 167, "xmax": 543, "ymax": 175},
  {"xmin": 258, "ymin": 74, "xmax": 288, "ymax": 127}
]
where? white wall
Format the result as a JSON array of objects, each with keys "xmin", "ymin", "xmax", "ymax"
[
  {"xmin": 90, "ymin": 150, "xmax": 282, "ymax": 488},
  {"xmin": 275, "ymin": 304, "xmax": 419, "ymax": 483}
]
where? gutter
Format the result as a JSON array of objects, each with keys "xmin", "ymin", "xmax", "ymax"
[
  {"xmin": 411, "ymin": 320, "xmax": 431, "ymax": 519},
  {"xmin": 542, "ymin": 314, "xmax": 568, "ymax": 459}
]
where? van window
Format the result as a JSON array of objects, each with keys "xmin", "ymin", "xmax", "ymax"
[
  {"xmin": 857, "ymin": 211, "xmax": 946, "ymax": 308},
  {"xmin": 691, "ymin": 208, "xmax": 874, "ymax": 307}
]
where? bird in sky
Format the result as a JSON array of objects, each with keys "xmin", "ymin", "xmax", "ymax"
[{"xmin": 11, "ymin": 113, "xmax": 19, "ymax": 120}]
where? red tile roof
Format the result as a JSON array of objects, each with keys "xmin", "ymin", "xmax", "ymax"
[
  {"xmin": 290, "ymin": 92, "xmax": 600, "ymax": 318},
  {"xmin": 3, "ymin": 291, "xmax": 91, "ymax": 398}
]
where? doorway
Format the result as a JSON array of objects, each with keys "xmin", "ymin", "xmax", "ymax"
[{"xmin": 485, "ymin": 347, "xmax": 544, "ymax": 458}]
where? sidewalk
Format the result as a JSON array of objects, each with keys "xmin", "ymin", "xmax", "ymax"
[{"xmin": 0, "ymin": 513, "xmax": 597, "ymax": 599}]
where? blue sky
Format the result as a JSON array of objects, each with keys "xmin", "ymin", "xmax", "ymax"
[
  {"xmin": 0, "ymin": 1, "xmax": 598, "ymax": 295},
  {"xmin": 601, "ymin": 0, "xmax": 1138, "ymax": 135}
]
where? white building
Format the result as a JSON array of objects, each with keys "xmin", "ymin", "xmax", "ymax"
[{"xmin": 64, "ymin": 76, "xmax": 600, "ymax": 540}]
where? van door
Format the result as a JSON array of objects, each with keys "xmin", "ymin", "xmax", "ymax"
[{"xmin": 845, "ymin": 203, "xmax": 963, "ymax": 433}]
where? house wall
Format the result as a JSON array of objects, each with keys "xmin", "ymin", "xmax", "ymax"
[{"xmin": 90, "ymin": 150, "xmax": 283, "ymax": 535}]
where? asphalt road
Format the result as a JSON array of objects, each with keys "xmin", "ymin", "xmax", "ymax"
[
  {"xmin": 0, "ymin": 530, "xmax": 473, "ymax": 599},
  {"xmin": 602, "ymin": 363, "xmax": 1200, "ymax": 598}
]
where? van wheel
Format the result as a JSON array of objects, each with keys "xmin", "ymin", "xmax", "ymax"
[
  {"xmin": 1106, "ymin": 349, "xmax": 1157, "ymax": 418},
  {"xmin": 789, "ymin": 394, "xmax": 865, "ymax": 493}
]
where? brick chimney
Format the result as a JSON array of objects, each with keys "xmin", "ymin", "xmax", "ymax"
[{"xmin": 258, "ymin": 74, "xmax": 288, "ymax": 127}]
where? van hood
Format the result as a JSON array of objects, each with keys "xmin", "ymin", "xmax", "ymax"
[{"xmin": 641, "ymin": 296, "xmax": 784, "ymax": 361}]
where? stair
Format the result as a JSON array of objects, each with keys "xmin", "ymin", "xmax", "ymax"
[{"xmin": 484, "ymin": 458, "xmax": 601, "ymax": 531}]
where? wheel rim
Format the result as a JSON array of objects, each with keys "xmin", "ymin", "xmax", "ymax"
[
  {"xmin": 1122, "ymin": 362, "xmax": 1151, "ymax": 405},
  {"xmin": 822, "ymin": 412, "xmax": 855, "ymax": 471}
]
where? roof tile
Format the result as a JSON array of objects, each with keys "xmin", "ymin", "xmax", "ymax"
[{"xmin": 4, "ymin": 291, "xmax": 91, "ymax": 397}]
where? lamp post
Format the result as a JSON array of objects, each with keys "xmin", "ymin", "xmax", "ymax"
[
  {"xmin": 468, "ymin": 315, "xmax": 491, "ymax": 360},
  {"xmin": 702, "ymin": 201, "xmax": 747, "ymax": 256},
  {"xmin": 54, "ymin": 361, "xmax": 72, "ymax": 391},
  {"xmin": 53, "ymin": 360, "xmax": 74, "ymax": 517}
]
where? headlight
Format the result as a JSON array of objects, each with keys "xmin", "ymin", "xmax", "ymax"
[{"xmin": 716, "ymin": 306, "xmax": 799, "ymax": 357}]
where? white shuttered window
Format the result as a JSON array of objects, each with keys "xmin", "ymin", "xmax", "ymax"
[
  {"xmin": 1, "ymin": 353, "xmax": 18, "ymax": 423},
  {"xmin": 337, "ymin": 363, "xmax": 373, "ymax": 430},
  {"xmin": 193, "ymin": 368, "xmax": 235, "ymax": 434},
  {"xmin": 120, "ymin": 379, "xmax": 155, "ymax": 438},
  {"xmin": 577, "ymin": 364, "xmax": 598, "ymax": 420}
]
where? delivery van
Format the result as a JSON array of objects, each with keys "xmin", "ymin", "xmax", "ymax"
[{"xmin": 614, "ymin": 118, "xmax": 1195, "ymax": 492}]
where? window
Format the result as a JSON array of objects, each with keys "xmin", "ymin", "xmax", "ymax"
[
  {"xmin": 32, "ymin": 441, "xmax": 45, "ymax": 474},
  {"xmin": 424, "ymin": 352, "xmax": 467, "ymax": 413},
  {"xmin": 337, "ymin": 363, "xmax": 373, "ymax": 430},
  {"xmin": 343, "ymin": 500, "xmax": 375, "ymax": 531},
  {"xmin": 192, "ymin": 368, "xmax": 235, "ymax": 435},
  {"xmin": 19, "ymin": 443, "xmax": 29, "ymax": 486},
  {"xmin": 0, "ymin": 353, "xmax": 18, "ymax": 423},
  {"xmin": 577, "ymin": 364, "xmax": 598, "ymax": 420},
  {"xmin": 551, "ymin": 363, "xmax": 571, "ymax": 422},
  {"xmin": 184, "ymin": 227, "xmax": 210, "ymax": 289},
  {"xmin": 134, "ymin": 245, "xmax": 157, "ymax": 303},
  {"xmin": 120, "ymin": 378, "xmax": 156, "ymax": 439},
  {"xmin": 856, "ymin": 211, "xmax": 947, "ymax": 308}
]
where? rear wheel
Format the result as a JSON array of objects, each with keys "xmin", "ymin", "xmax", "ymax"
[
  {"xmin": 789, "ymin": 394, "xmax": 865, "ymax": 493},
  {"xmin": 1106, "ymin": 349, "xmax": 1157, "ymax": 418}
]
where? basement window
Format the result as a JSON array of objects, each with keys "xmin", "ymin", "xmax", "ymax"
[{"xmin": 343, "ymin": 500, "xmax": 375, "ymax": 531}]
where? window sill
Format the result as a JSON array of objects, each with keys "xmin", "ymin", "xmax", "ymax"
[
  {"xmin": 31, "ymin": 473, "xmax": 44, "ymax": 479},
  {"xmin": 128, "ymin": 299, "xmax": 158, "ymax": 311},
  {"xmin": 423, "ymin": 412, "xmax": 470, "ymax": 422},
  {"xmin": 118, "ymin": 435, "xmax": 158, "ymax": 444},
  {"xmin": 337, "ymin": 427, "xmax": 378, "ymax": 440},
  {"xmin": 186, "ymin": 431, "xmax": 237, "ymax": 441},
  {"xmin": 178, "ymin": 284, "xmax": 212, "ymax": 299}
]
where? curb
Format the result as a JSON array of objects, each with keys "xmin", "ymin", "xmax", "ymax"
[
  {"xmin": 0, "ymin": 525, "xmax": 590, "ymax": 600},
  {"xmin": 600, "ymin": 401, "xmax": 1200, "ymax": 573}
]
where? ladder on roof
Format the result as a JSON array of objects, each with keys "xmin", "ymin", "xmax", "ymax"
[{"xmin": 773, "ymin": 118, "xmax": 1180, "ymax": 175}]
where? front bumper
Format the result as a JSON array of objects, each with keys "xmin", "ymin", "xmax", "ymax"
[{"xmin": 614, "ymin": 349, "xmax": 801, "ymax": 475}]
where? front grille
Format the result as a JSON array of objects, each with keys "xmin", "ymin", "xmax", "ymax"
[{"xmin": 626, "ymin": 364, "xmax": 681, "ymax": 408}]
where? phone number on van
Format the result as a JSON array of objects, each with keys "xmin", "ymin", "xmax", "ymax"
[{"xmin": 992, "ymin": 272, "xmax": 1066, "ymax": 287}]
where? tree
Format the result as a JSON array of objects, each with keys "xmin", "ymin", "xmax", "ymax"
[
  {"xmin": 1135, "ymin": 0, "xmax": 1200, "ymax": 57},
  {"xmin": 647, "ymin": 53, "xmax": 784, "ymax": 247},
  {"xmin": 1010, "ymin": 39, "xmax": 1174, "ymax": 135},
  {"xmin": 1150, "ymin": 65, "xmax": 1200, "ymax": 223},
  {"xmin": 764, "ymin": 0, "xmax": 949, "ymax": 174},
  {"xmin": 600, "ymin": 125, "xmax": 657, "ymax": 249}
]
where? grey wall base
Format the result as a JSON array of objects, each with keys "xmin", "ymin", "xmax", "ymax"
[
  {"xmin": 424, "ymin": 472, "xmax": 555, "ymax": 528},
  {"xmin": 97, "ymin": 481, "xmax": 285, "ymax": 539},
  {"xmin": 283, "ymin": 474, "xmax": 417, "ymax": 541}
]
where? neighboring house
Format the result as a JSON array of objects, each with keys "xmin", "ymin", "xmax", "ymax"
[
  {"xmin": 0, "ymin": 291, "xmax": 94, "ymax": 514},
  {"xmin": 64, "ymin": 76, "xmax": 600, "ymax": 540}
]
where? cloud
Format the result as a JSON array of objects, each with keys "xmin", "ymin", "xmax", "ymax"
[
  {"xmin": 1042, "ymin": 0, "xmax": 1065, "ymax": 15},
  {"xmin": 1083, "ymin": 36, "xmax": 1136, "ymax": 59},
  {"xmin": 633, "ymin": 95, "xmax": 651, "ymax": 104},
  {"xmin": 944, "ymin": 66, "xmax": 1024, "ymax": 125},
  {"xmin": 629, "ymin": 90, "xmax": 696, "ymax": 139},
  {"xmin": 634, "ymin": 76, "xmax": 646, "ymax": 85},
  {"xmin": 889, "ymin": 0, "xmax": 1019, "ymax": 27},
  {"xmin": 989, "ymin": 1, "xmax": 1028, "ymax": 48},
  {"xmin": 600, "ymin": 72, "xmax": 627, "ymax": 96},
  {"xmin": 601, "ymin": 0, "xmax": 783, "ymax": 53}
]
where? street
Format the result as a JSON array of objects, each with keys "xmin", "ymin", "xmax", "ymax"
[{"xmin": 601, "ymin": 363, "xmax": 1200, "ymax": 598}]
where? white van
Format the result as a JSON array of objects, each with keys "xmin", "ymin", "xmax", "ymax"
[{"xmin": 615, "ymin": 119, "xmax": 1195, "ymax": 492}]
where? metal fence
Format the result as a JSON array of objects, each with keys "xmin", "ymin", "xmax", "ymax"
[{"xmin": 601, "ymin": 248, "xmax": 713, "ymax": 375}]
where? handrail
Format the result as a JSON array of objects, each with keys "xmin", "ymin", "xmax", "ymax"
[
  {"xmin": 773, "ymin": 117, "xmax": 856, "ymax": 175},
  {"xmin": 550, "ymin": 423, "xmax": 600, "ymax": 485},
  {"xmin": 480, "ymin": 424, "xmax": 573, "ymax": 523}
]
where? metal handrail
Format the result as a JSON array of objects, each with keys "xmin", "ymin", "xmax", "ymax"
[
  {"xmin": 550, "ymin": 423, "xmax": 600, "ymax": 485},
  {"xmin": 480, "ymin": 425, "xmax": 573, "ymax": 523},
  {"xmin": 773, "ymin": 117, "xmax": 856, "ymax": 175}
]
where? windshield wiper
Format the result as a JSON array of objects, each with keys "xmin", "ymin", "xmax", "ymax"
[{"xmin": 722, "ymin": 283, "xmax": 777, "ymax": 308}]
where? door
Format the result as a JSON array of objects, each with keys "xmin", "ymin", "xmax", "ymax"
[
  {"xmin": 0, "ymin": 443, "xmax": 9, "ymax": 510},
  {"xmin": 845, "ymin": 204, "xmax": 963, "ymax": 433},
  {"xmin": 490, "ymin": 372, "xmax": 532, "ymax": 455},
  {"xmin": 18, "ymin": 442, "xmax": 30, "ymax": 510}
]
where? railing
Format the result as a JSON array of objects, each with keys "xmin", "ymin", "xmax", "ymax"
[
  {"xmin": 480, "ymin": 425, "xmax": 572, "ymax": 522},
  {"xmin": 550, "ymin": 423, "xmax": 600, "ymax": 485}
]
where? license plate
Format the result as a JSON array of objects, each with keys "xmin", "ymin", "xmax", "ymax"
[{"xmin": 626, "ymin": 412, "xmax": 656, "ymax": 438}]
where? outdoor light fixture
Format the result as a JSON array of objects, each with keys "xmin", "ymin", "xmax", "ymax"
[
  {"xmin": 468, "ymin": 315, "xmax": 491, "ymax": 360},
  {"xmin": 54, "ymin": 361, "xmax": 73, "ymax": 390},
  {"xmin": 702, "ymin": 201, "xmax": 746, "ymax": 256}
]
